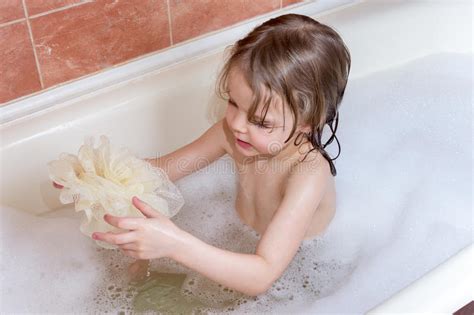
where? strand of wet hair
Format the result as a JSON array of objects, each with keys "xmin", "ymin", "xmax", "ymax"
[{"xmin": 295, "ymin": 110, "xmax": 341, "ymax": 176}]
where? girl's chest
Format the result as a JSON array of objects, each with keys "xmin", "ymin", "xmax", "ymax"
[{"xmin": 234, "ymin": 160, "xmax": 290, "ymax": 234}]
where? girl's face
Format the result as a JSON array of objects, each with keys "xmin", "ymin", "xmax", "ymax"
[{"xmin": 225, "ymin": 66, "xmax": 309, "ymax": 160}]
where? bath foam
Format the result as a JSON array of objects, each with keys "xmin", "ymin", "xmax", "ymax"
[
  {"xmin": 46, "ymin": 135, "xmax": 185, "ymax": 249},
  {"xmin": 2, "ymin": 52, "xmax": 471, "ymax": 313}
]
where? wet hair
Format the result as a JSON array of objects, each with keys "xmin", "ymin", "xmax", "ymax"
[{"xmin": 215, "ymin": 13, "xmax": 351, "ymax": 176}]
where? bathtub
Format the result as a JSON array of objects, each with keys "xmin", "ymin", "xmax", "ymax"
[{"xmin": 1, "ymin": 0, "xmax": 472, "ymax": 313}]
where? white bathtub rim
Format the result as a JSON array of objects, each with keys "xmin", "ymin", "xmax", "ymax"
[
  {"xmin": 0, "ymin": 0, "xmax": 360, "ymax": 126},
  {"xmin": 366, "ymin": 242, "xmax": 474, "ymax": 314}
]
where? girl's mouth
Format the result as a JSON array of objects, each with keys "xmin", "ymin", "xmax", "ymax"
[{"xmin": 236, "ymin": 138, "xmax": 252, "ymax": 149}]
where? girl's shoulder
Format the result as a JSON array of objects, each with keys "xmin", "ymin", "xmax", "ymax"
[
  {"xmin": 294, "ymin": 141, "xmax": 327, "ymax": 170},
  {"xmin": 279, "ymin": 142, "xmax": 332, "ymax": 195}
]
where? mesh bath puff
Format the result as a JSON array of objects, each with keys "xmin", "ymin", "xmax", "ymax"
[{"xmin": 47, "ymin": 135, "xmax": 185, "ymax": 249}]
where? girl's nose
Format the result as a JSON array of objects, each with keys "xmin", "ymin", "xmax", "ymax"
[{"xmin": 230, "ymin": 112, "xmax": 248, "ymax": 134}]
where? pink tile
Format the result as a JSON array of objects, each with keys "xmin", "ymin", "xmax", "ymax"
[
  {"xmin": 25, "ymin": 0, "xmax": 84, "ymax": 17},
  {"xmin": 0, "ymin": 0, "xmax": 25, "ymax": 24},
  {"xmin": 29, "ymin": 0, "xmax": 171, "ymax": 88},
  {"xmin": 170, "ymin": 0, "xmax": 280, "ymax": 44},
  {"xmin": 283, "ymin": 0, "xmax": 304, "ymax": 7},
  {"xmin": 0, "ymin": 22, "xmax": 42, "ymax": 105}
]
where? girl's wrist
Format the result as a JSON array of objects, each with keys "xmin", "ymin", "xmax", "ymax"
[{"xmin": 168, "ymin": 226, "xmax": 193, "ymax": 261}]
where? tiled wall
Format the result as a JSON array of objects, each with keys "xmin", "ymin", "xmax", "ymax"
[{"xmin": 0, "ymin": 0, "xmax": 303, "ymax": 105}]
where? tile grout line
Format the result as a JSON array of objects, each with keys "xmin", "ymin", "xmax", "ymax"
[
  {"xmin": 166, "ymin": 0, "xmax": 173, "ymax": 46},
  {"xmin": 28, "ymin": 1, "xmax": 91, "ymax": 19},
  {"xmin": 22, "ymin": 0, "xmax": 45, "ymax": 89},
  {"xmin": 0, "ymin": 18, "xmax": 26, "ymax": 28}
]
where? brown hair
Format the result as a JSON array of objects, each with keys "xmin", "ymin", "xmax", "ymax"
[{"xmin": 215, "ymin": 13, "xmax": 351, "ymax": 176}]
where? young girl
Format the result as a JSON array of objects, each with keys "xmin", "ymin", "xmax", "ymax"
[{"xmin": 54, "ymin": 13, "xmax": 350, "ymax": 297}]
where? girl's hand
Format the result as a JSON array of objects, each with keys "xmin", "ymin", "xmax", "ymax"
[
  {"xmin": 92, "ymin": 196, "xmax": 183, "ymax": 260},
  {"xmin": 52, "ymin": 181, "xmax": 63, "ymax": 189}
]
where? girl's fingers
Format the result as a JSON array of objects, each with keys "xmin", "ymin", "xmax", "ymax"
[
  {"xmin": 132, "ymin": 197, "xmax": 161, "ymax": 219},
  {"xmin": 93, "ymin": 231, "xmax": 137, "ymax": 245},
  {"xmin": 53, "ymin": 182, "xmax": 63, "ymax": 189},
  {"xmin": 104, "ymin": 214, "xmax": 143, "ymax": 230}
]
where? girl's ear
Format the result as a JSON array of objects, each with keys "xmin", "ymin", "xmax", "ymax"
[{"xmin": 299, "ymin": 123, "xmax": 312, "ymax": 134}]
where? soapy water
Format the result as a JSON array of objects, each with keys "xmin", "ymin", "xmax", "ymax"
[{"xmin": 0, "ymin": 52, "xmax": 472, "ymax": 313}]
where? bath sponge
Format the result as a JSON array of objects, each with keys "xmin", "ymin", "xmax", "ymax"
[{"xmin": 47, "ymin": 135, "xmax": 185, "ymax": 249}]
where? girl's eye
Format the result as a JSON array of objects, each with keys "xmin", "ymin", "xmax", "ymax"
[
  {"xmin": 227, "ymin": 99, "xmax": 272, "ymax": 129},
  {"xmin": 252, "ymin": 121, "xmax": 272, "ymax": 129}
]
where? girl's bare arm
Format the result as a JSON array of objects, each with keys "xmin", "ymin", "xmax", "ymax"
[
  {"xmin": 131, "ymin": 120, "xmax": 227, "ymax": 279},
  {"xmin": 145, "ymin": 119, "xmax": 227, "ymax": 182}
]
